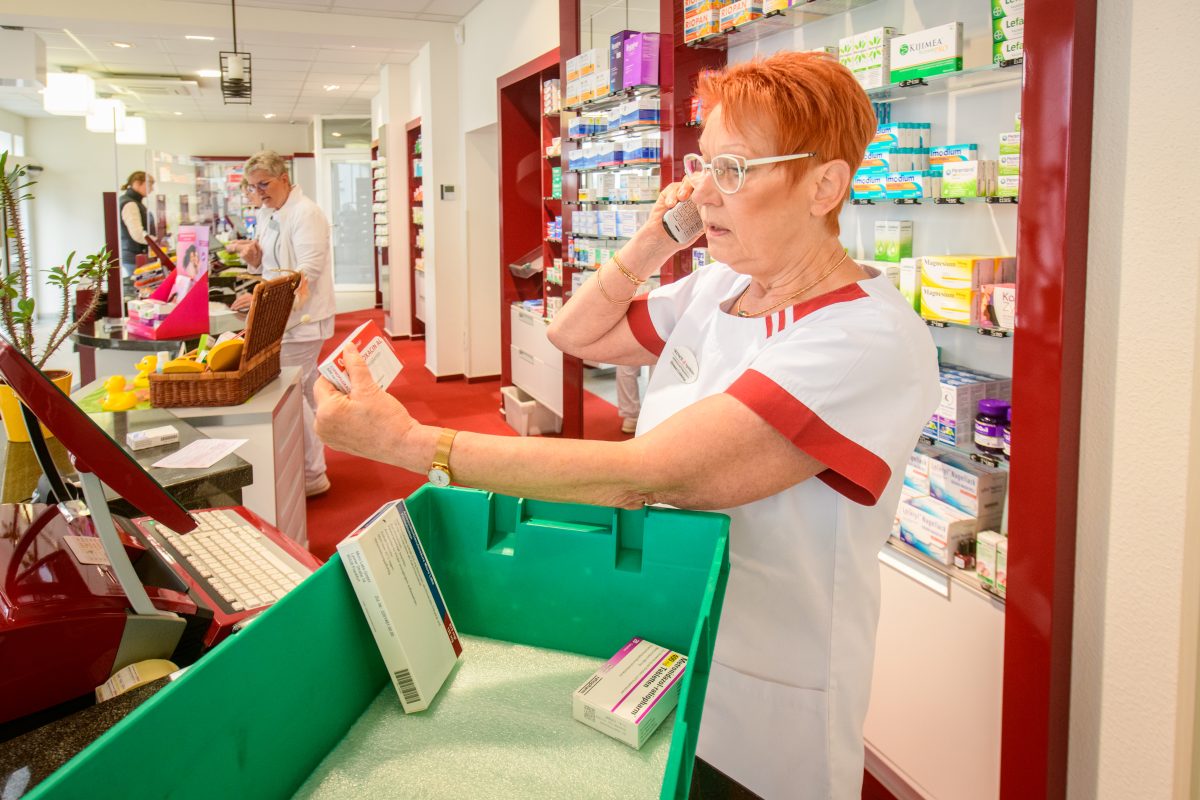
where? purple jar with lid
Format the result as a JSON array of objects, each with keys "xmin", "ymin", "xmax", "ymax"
[
  {"xmin": 974, "ymin": 398, "xmax": 1010, "ymax": 457},
  {"xmin": 1002, "ymin": 407, "xmax": 1012, "ymax": 459}
]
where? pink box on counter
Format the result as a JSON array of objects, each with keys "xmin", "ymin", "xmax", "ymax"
[{"xmin": 622, "ymin": 33, "xmax": 660, "ymax": 88}]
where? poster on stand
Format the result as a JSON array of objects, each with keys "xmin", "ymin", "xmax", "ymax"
[{"xmin": 176, "ymin": 225, "xmax": 209, "ymax": 280}]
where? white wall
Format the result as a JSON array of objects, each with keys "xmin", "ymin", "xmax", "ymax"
[
  {"xmin": 0, "ymin": 109, "xmax": 28, "ymax": 141},
  {"xmin": 23, "ymin": 116, "xmax": 308, "ymax": 315},
  {"xmin": 1071, "ymin": 0, "xmax": 1200, "ymax": 798},
  {"xmin": 459, "ymin": 0, "xmax": 559, "ymax": 133}
]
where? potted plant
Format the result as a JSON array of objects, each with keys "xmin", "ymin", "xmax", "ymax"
[{"xmin": 0, "ymin": 151, "xmax": 110, "ymax": 441}]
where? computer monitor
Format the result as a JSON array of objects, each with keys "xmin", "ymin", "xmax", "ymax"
[{"xmin": 0, "ymin": 342, "xmax": 196, "ymax": 617}]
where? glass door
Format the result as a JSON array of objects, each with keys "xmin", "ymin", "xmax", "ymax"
[{"xmin": 326, "ymin": 155, "xmax": 373, "ymax": 290}]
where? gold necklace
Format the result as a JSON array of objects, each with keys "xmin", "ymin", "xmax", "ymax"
[{"xmin": 735, "ymin": 251, "xmax": 851, "ymax": 318}]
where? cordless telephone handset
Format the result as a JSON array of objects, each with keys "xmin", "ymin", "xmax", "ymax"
[{"xmin": 662, "ymin": 199, "xmax": 704, "ymax": 243}]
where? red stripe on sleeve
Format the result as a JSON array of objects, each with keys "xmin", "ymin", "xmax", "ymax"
[
  {"xmin": 627, "ymin": 294, "xmax": 666, "ymax": 357},
  {"xmin": 726, "ymin": 369, "xmax": 891, "ymax": 506}
]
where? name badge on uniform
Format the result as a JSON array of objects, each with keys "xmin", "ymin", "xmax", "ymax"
[{"xmin": 669, "ymin": 346, "xmax": 699, "ymax": 384}]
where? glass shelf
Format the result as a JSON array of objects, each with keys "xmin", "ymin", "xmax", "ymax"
[
  {"xmin": 686, "ymin": 1, "xmax": 880, "ymax": 49},
  {"xmin": 567, "ymin": 122, "xmax": 662, "ymax": 143},
  {"xmin": 879, "ymin": 539, "xmax": 1005, "ymax": 606},
  {"xmin": 923, "ymin": 318, "xmax": 1013, "ymax": 339},
  {"xmin": 851, "ymin": 196, "xmax": 1018, "ymax": 206},
  {"xmin": 867, "ymin": 61, "xmax": 1023, "ymax": 103},
  {"xmin": 568, "ymin": 163, "xmax": 660, "ymax": 175},
  {"xmin": 918, "ymin": 434, "xmax": 1009, "ymax": 471},
  {"xmin": 569, "ymin": 234, "xmax": 630, "ymax": 243},
  {"xmin": 568, "ymin": 199, "xmax": 657, "ymax": 206},
  {"xmin": 563, "ymin": 84, "xmax": 660, "ymax": 114}
]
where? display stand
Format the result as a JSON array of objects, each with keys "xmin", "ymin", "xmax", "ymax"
[
  {"xmin": 125, "ymin": 270, "xmax": 209, "ymax": 340},
  {"xmin": 405, "ymin": 118, "xmax": 425, "ymax": 339},
  {"xmin": 370, "ymin": 139, "xmax": 387, "ymax": 311}
]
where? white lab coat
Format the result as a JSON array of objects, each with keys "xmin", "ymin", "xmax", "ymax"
[{"xmin": 258, "ymin": 185, "xmax": 336, "ymax": 343}]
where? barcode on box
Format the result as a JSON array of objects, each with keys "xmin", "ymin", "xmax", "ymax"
[{"xmin": 394, "ymin": 669, "xmax": 421, "ymax": 706}]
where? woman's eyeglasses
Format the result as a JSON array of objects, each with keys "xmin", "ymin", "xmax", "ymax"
[
  {"xmin": 251, "ymin": 177, "xmax": 279, "ymax": 193},
  {"xmin": 682, "ymin": 152, "xmax": 817, "ymax": 195}
]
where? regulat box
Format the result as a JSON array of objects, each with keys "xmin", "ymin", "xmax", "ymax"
[
  {"xmin": 572, "ymin": 637, "xmax": 687, "ymax": 749},
  {"xmin": 338, "ymin": 500, "xmax": 464, "ymax": 713},
  {"xmin": 318, "ymin": 319, "xmax": 403, "ymax": 393}
]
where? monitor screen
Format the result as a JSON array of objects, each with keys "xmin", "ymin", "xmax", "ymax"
[{"xmin": 0, "ymin": 343, "xmax": 195, "ymax": 533}]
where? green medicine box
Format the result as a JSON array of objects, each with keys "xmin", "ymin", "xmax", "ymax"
[
  {"xmin": 551, "ymin": 166, "xmax": 563, "ymax": 199},
  {"xmin": 27, "ymin": 486, "xmax": 730, "ymax": 800}
]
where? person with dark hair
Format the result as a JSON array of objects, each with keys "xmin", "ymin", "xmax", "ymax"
[{"xmin": 118, "ymin": 171, "xmax": 152, "ymax": 276}]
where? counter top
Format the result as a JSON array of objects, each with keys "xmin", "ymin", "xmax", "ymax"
[{"xmin": 71, "ymin": 312, "xmax": 246, "ymax": 352}]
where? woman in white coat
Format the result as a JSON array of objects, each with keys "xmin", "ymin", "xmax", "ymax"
[
  {"xmin": 234, "ymin": 151, "xmax": 337, "ymax": 510},
  {"xmin": 313, "ymin": 53, "xmax": 938, "ymax": 798}
]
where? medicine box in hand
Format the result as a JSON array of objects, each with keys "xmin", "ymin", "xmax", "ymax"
[
  {"xmin": 573, "ymin": 637, "xmax": 687, "ymax": 749},
  {"xmin": 318, "ymin": 319, "xmax": 403, "ymax": 394},
  {"xmin": 338, "ymin": 500, "xmax": 463, "ymax": 713}
]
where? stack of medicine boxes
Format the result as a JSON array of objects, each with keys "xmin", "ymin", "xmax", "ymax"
[
  {"xmin": 918, "ymin": 255, "xmax": 1016, "ymax": 327},
  {"xmin": 684, "ymin": 0, "xmax": 728, "ymax": 44},
  {"xmin": 992, "ymin": 0, "xmax": 1024, "ymax": 64},
  {"xmin": 853, "ymin": 123, "xmax": 937, "ymax": 201}
]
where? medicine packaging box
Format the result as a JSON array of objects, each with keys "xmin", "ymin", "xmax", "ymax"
[
  {"xmin": 940, "ymin": 160, "xmax": 995, "ymax": 199},
  {"xmin": 996, "ymin": 537, "xmax": 1009, "ymax": 597},
  {"xmin": 874, "ymin": 220, "xmax": 913, "ymax": 262},
  {"xmin": 996, "ymin": 174, "xmax": 1020, "ymax": 198},
  {"xmin": 839, "ymin": 27, "xmax": 898, "ymax": 90},
  {"xmin": 898, "ymin": 495, "xmax": 977, "ymax": 565},
  {"xmin": 976, "ymin": 530, "xmax": 1004, "ymax": 591},
  {"xmin": 992, "ymin": 14, "xmax": 1024, "ymax": 42},
  {"xmin": 609, "ymin": 30, "xmax": 636, "ymax": 96},
  {"xmin": 992, "ymin": 0, "xmax": 1024, "ymax": 18},
  {"xmin": 852, "ymin": 171, "xmax": 888, "ymax": 201},
  {"xmin": 919, "ymin": 255, "xmax": 1010, "ymax": 291},
  {"xmin": 884, "ymin": 171, "xmax": 934, "ymax": 200},
  {"xmin": 921, "ymin": 286, "xmax": 973, "ymax": 326},
  {"xmin": 993, "ymin": 38, "xmax": 1024, "ymax": 64},
  {"xmin": 889, "ymin": 22, "xmax": 964, "ymax": 84},
  {"xmin": 572, "ymin": 637, "xmax": 687, "ymax": 749},
  {"xmin": 930, "ymin": 144, "xmax": 978, "ymax": 165},
  {"xmin": 764, "ymin": 0, "xmax": 791, "ymax": 12},
  {"xmin": 337, "ymin": 500, "xmax": 464, "ymax": 713},
  {"xmin": 720, "ymin": 0, "xmax": 763, "ymax": 31},
  {"xmin": 899, "ymin": 257, "xmax": 920, "ymax": 313},
  {"xmin": 929, "ymin": 453, "xmax": 1008, "ymax": 531},
  {"xmin": 904, "ymin": 443, "xmax": 938, "ymax": 494},
  {"xmin": 684, "ymin": 0, "xmax": 727, "ymax": 13},
  {"xmin": 317, "ymin": 319, "xmax": 403, "ymax": 394},
  {"xmin": 623, "ymin": 33, "xmax": 660, "ymax": 88},
  {"xmin": 684, "ymin": 10, "xmax": 722, "ymax": 43},
  {"xmin": 999, "ymin": 132, "xmax": 1022, "ymax": 155},
  {"xmin": 893, "ymin": 485, "xmax": 927, "ymax": 537}
]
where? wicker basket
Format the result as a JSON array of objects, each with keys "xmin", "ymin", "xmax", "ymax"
[{"xmin": 149, "ymin": 273, "xmax": 300, "ymax": 408}]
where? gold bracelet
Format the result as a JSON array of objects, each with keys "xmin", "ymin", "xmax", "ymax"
[
  {"xmin": 595, "ymin": 269, "xmax": 634, "ymax": 305},
  {"xmin": 612, "ymin": 251, "xmax": 646, "ymax": 285}
]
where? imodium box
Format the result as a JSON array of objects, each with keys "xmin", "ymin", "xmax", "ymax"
[
  {"xmin": 318, "ymin": 319, "xmax": 403, "ymax": 394},
  {"xmin": 573, "ymin": 637, "xmax": 687, "ymax": 749},
  {"xmin": 338, "ymin": 500, "xmax": 464, "ymax": 713}
]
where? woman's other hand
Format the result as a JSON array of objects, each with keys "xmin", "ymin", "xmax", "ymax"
[
  {"xmin": 314, "ymin": 344, "xmax": 414, "ymax": 465},
  {"xmin": 231, "ymin": 292, "xmax": 253, "ymax": 312}
]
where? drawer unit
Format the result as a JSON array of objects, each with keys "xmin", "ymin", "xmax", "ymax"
[
  {"xmin": 510, "ymin": 344, "xmax": 563, "ymax": 418},
  {"xmin": 510, "ymin": 305, "xmax": 564, "ymax": 369}
]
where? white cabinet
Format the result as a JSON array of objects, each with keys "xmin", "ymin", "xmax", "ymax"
[
  {"xmin": 414, "ymin": 269, "xmax": 426, "ymax": 322},
  {"xmin": 509, "ymin": 305, "xmax": 563, "ymax": 418}
]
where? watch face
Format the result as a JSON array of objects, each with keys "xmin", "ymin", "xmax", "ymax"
[{"xmin": 427, "ymin": 467, "xmax": 451, "ymax": 487}]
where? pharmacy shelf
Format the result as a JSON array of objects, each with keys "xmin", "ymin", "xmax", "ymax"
[
  {"xmin": 924, "ymin": 318, "xmax": 1013, "ymax": 339},
  {"xmin": 851, "ymin": 197, "xmax": 1018, "ymax": 206},
  {"xmin": 879, "ymin": 539, "xmax": 1006, "ymax": 606},
  {"xmin": 563, "ymin": 84, "xmax": 660, "ymax": 113},
  {"xmin": 868, "ymin": 61, "xmax": 1024, "ymax": 103},
  {"xmin": 686, "ymin": 1, "xmax": 880, "ymax": 50},
  {"xmin": 567, "ymin": 163, "xmax": 661, "ymax": 174},
  {"xmin": 569, "ymin": 234, "xmax": 630, "ymax": 243},
  {"xmin": 918, "ymin": 435, "xmax": 1009, "ymax": 472},
  {"xmin": 567, "ymin": 199, "xmax": 657, "ymax": 206},
  {"xmin": 567, "ymin": 122, "xmax": 662, "ymax": 143}
]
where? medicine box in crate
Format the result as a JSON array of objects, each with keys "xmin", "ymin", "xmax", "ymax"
[{"xmin": 28, "ymin": 487, "xmax": 730, "ymax": 800}]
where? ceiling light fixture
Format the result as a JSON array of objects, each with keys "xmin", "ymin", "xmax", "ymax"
[
  {"xmin": 43, "ymin": 72, "xmax": 95, "ymax": 116},
  {"xmin": 263, "ymin": 113, "xmax": 276, "ymax": 119},
  {"xmin": 174, "ymin": 111, "xmax": 183, "ymax": 116},
  {"xmin": 323, "ymin": 84, "xmax": 339, "ymax": 92},
  {"xmin": 219, "ymin": 0, "xmax": 252, "ymax": 104},
  {"xmin": 85, "ymin": 97, "xmax": 126, "ymax": 133},
  {"xmin": 331, "ymin": 131, "xmax": 342, "ymax": 137},
  {"xmin": 197, "ymin": 69, "xmax": 221, "ymax": 78},
  {"xmin": 111, "ymin": 41, "xmax": 133, "ymax": 49},
  {"xmin": 186, "ymin": 35, "xmax": 215, "ymax": 41}
]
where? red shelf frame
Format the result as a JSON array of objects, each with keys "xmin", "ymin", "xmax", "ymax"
[{"xmin": 405, "ymin": 117, "xmax": 425, "ymax": 339}]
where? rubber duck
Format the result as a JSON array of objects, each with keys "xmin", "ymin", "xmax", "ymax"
[
  {"xmin": 133, "ymin": 355, "xmax": 157, "ymax": 389},
  {"xmin": 101, "ymin": 375, "xmax": 138, "ymax": 412}
]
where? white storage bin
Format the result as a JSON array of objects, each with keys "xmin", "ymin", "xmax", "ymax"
[{"xmin": 501, "ymin": 385, "xmax": 562, "ymax": 436}]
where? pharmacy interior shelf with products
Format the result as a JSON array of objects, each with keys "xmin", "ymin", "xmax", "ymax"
[
  {"xmin": 652, "ymin": 1, "xmax": 1089, "ymax": 799},
  {"xmin": 406, "ymin": 118, "xmax": 425, "ymax": 337},
  {"xmin": 370, "ymin": 141, "xmax": 388, "ymax": 310}
]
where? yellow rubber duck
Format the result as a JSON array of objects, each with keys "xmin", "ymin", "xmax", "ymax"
[
  {"xmin": 101, "ymin": 375, "xmax": 138, "ymax": 412},
  {"xmin": 132, "ymin": 355, "xmax": 157, "ymax": 389}
]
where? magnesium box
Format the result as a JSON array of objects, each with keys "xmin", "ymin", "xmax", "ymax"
[
  {"xmin": 921, "ymin": 286, "xmax": 973, "ymax": 326},
  {"xmin": 839, "ymin": 27, "xmax": 897, "ymax": 90},
  {"xmin": 889, "ymin": 22, "xmax": 964, "ymax": 83},
  {"xmin": 573, "ymin": 637, "xmax": 688, "ymax": 749},
  {"xmin": 337, "ymin": 500, "xmax": 464, "ymax": 713},
  {"xmin": 928, "ymin": 454, "xmax": 1008, "ymax": 530},
  {"xmin": 874, "ymin": 220, "xmax": 913, "ymax": 262},
  {"xmin": 623, "ymin": 33, "xmax": 660, "ymax": 88},
  {"xmin": 318, "ymin": 319, "xmax": 403, "ymax": 394},
  {"xmin": 919, "ymin": 255, "xmax": 1015, "ymax": 291},
  {"xmin": 898, "ymin": 495, "xmax": 977, "ymax": 565},
  {"xmin": 976, "ymin": 530, "xmax": 1004, "ymax": 591}
]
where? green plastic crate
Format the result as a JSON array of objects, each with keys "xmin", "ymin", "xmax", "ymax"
[{"xmin": 29, "ymin": 486, "xmax": 730, "ymax": 799}]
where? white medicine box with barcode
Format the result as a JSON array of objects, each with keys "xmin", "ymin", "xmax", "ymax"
[
  {"xmin": 337, "ymin": 500, "xmax": 463, "ymax": 712},
  {"xmin": 572, "ymin": 637, "xmax": 687, "ymax": 749}
]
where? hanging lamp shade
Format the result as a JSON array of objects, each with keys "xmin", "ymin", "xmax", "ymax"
[
  {"xmin": 115, "ymin": 116, "xmax": 146, "ymax": 145},
  {"xmin": 86, "ymin": 98, "xmax": 126, "ymax": 133},
  {"xmin": 43, "ymin": 73, "xmax": 95, "ymax": 116}
]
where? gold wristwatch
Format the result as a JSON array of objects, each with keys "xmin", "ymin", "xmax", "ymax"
[{"xmin": 426, "ymin": 428, "xmax": 458, "ymax": 487}]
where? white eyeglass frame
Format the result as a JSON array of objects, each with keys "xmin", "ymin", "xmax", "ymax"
[{"xmin": 683, "ymin": 151, "xmax": 818, "ymax": 195}]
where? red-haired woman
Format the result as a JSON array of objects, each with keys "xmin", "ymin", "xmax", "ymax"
[{"xmin": 314, "ymin": 52, "xmax": 938, "ymax": 798}]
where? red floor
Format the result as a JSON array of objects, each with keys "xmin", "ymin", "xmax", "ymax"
[{"xmin": 305, "ymin": 309, "xmax": 628, "ymax": 561}]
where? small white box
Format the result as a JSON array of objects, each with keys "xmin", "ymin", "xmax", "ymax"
[
  {"xmin": 976, "ymin": 530, "xmax": 1005, "ymax": 591},
  {"xmin": 338, "ymin": 500, "xmax": 463, "ymax": 713},
  {"xmin": 572, "ymin": 637, "xmax": 687, "ymax": 749},
  {"xmin": 318, "ymin": 319, "xmax": 403, "ymax": 394},
  {"xmin": 126, "ymin": 425, "xmax": 180, "ymax": 451}
]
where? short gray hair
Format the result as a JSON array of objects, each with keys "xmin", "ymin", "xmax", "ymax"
[{"xmin": 243, "ymin": 150, "xmax": 288, "ymax": 178}]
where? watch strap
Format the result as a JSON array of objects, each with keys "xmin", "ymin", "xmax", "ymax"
[{"xmin": 432, "ymin": 427, "xmax": 458, "ymax": 472}]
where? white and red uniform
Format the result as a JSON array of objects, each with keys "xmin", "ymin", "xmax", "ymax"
[{"xmin": 627, "ymin": 263, "xmax": 939, "ymax": 799}]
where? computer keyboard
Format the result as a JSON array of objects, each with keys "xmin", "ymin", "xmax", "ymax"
[{"xmin": 147, "ymin": 508, "xmax": 312, "ymax": 614}]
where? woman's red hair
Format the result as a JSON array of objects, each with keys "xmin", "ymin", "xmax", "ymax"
[{"xmin": 697, "ymin": 51, "xmax": 875, "ymax": 234}]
